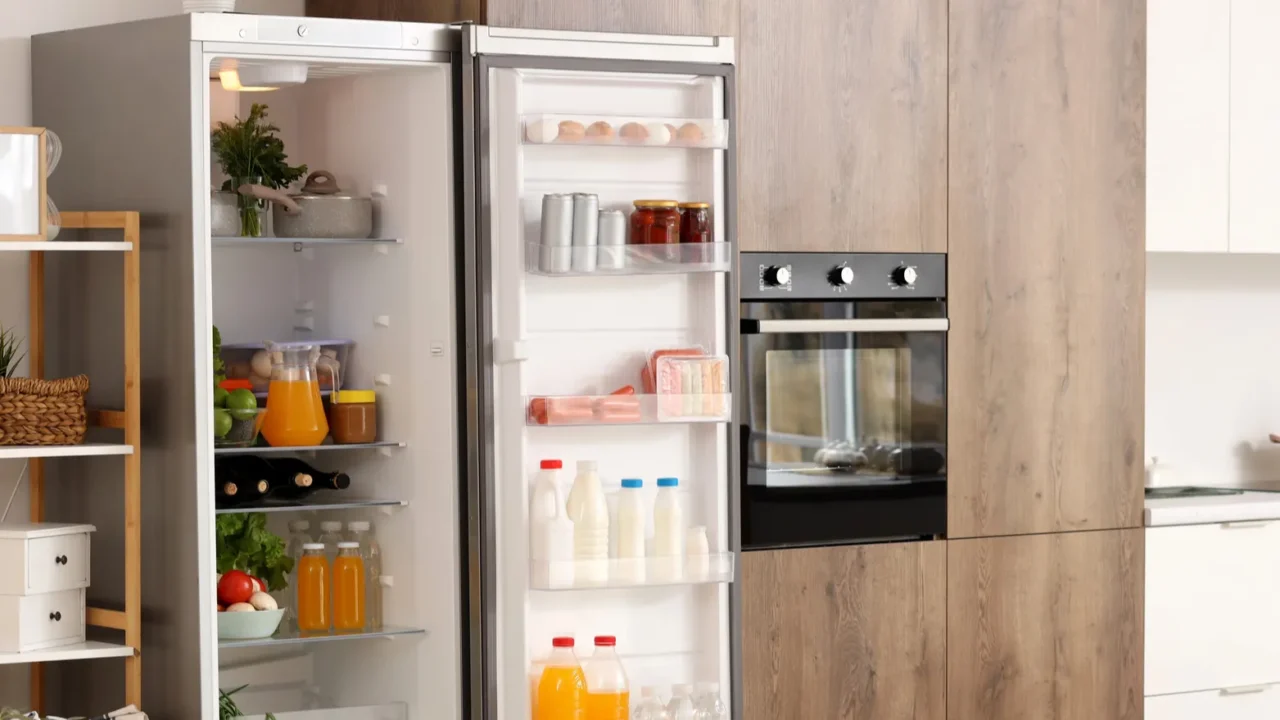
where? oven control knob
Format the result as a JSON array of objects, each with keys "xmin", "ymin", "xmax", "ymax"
[
  {"xmin": 762, "ymin": 265, "xmax": 791, "ymax": 287},
  {"xmin": 828, "ymin": 265, "xmax": 854, "ymax": 287},
  {"xmin": 891, "ymin": 266, "xmax": 918, "ymax": 287}
]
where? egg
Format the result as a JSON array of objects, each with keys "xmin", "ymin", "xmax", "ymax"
[
  {"xmin": 226, "ymin": 602, "xmax": 255, "ymax": 613},
  {"xmin": 644, "ymin": 122, "xmax": 673, "ymax": 146},
  {"xmin": 525, "ymin": 117, "xmax": 560, "ymax": 144}
]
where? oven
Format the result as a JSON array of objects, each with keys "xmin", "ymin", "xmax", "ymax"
[{"xmin": 739, "ymin": 252, "xmax": 947, "ymax": 549}]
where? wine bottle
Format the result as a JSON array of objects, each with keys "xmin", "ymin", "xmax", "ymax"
[
  {"xmin": 220, "ymin": 456, "xmax": 315, "ymax": 498},
  {"xmin": 263, "ymin": 457, "xmax": 351, "ymax": 499},
  {"xmin": 217, "ymin": 475, "xmax": 269, "ymax": 508}
]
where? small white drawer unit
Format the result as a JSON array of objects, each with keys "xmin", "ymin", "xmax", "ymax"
[{"xmin": 0, "ymin": 523, "xmax": 94, "ymax": 652}]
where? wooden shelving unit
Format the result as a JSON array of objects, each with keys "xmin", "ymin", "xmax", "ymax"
[{"xmin": 5, "ymin": 211, "xmax": 142, "ymax": 711}]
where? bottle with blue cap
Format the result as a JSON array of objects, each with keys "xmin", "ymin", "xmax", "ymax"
[
  {"xmin": 615, "ymin": 478, "xmax": 647, "ymax": 584},
  {"xmin": 653, "ymin": 477, "xmax": 684, "ymax": 582}
]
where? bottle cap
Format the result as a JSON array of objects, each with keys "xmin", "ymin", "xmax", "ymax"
[
  {"xmin": 620, "ymin": 479, "xmax": 643, "ymax": 489},
  {"xmin": 337, "ymin": 541, "xmax": 359, "ymax": 549},
  {"xmin": 552, "ymin": 636, "xmax": 575, "ymax": 648},
  {"xmin": 347, "ymin": 520, "xmax": 370, "ymax": 532},
  {"xmin": 577, "ymin": 460, "xmax": 598, "ymax": 471},
  {"xmin": 594, "ymin": 635, "xmax": 616, "ymax": 646},
  {"xmin": 320, "ymin": 521, "xmax": 342, "ymax": 532},
  {"xmin": 302, "ymin": 542, "xmax": 324, "ymax": 551},
  {"xmin": 657, "ymin": 477, "xmax": 679, "ymax": 487},
  {"xmin": 331, "ymin": 389, "xmax": 376, "ymax": 404},
  {"xmin": 540, "ymin": 459, "xmax": 563, "ymax": 470},
  {"xmin": 288, "ymin": 520, "xmax": 310, "ymax": 532}
]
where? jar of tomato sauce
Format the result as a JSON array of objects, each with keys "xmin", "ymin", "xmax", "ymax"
[
  {"xmin": 630, "ymin": 200, "xmax": 680, "ymax": 246},
  {"xmin": 679, "ymin": 202, "xmax": 712, "ymax": 244}
]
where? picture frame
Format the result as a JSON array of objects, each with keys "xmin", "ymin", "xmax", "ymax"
[{"xmin": 0, "ymin": 126, "xmax": 48, "ymax": 242}]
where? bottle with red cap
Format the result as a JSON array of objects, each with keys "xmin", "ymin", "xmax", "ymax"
[
  {"xmin": 530, "ymin": 459, "xmax": 575, "ymax": 587},
  {"xmin": 585, "ymin": 635, "xmax": 630, "ymax": 720},
  {"xmin": 536, "ymin": 636, "xmax": 587, "ymax": 720}
]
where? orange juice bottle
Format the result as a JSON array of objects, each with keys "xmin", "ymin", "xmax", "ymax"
[
  {"xmin": 583, "ymin": 635, "xmax": 628, "ymax": 720},
  {"xmin": 296, "ymin": 543, "xmax": 329, "ymax": 632},
  {"xmin": 261, "ymin": 342, "xmax": 329, "ymax": 447},
  {"xmin": 332, "ymin": 542, "xmax": 366, "ymax": 631},
  {"xmin": 536, "ymin": 637, "xmax": 586, "ymax": 720}
]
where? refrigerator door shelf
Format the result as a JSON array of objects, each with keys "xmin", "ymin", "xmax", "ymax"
[
  {"xmin": 523, "ymin": 114, "xmax": 728, "ymax": 149},
  {"xmin": 529, "ymin": 552, "xmax": 735, "ymax": 591},
  {"xmin": 526, "ymin": 393, "xmax": 732, "ymax": 426},
  {"xmin": 526, "ymin": 240, "xmax": 731, "ymax": 276}
]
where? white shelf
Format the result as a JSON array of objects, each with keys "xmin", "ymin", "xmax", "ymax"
[
  {"xmin": 529, "ymin": 553, "xmax": 735, "ymax": 591},
  {"xmin": 0, "ymin": 641, "xmax": 134, "ymax": 665},
  {"xmin": 0, "ymin": 442, "xmax": 134, "ymax": 460},
  {"xmin": 212, "ymin": 236, "xmax": 401, "ymax": 248},
  {"xmin": 219, "ymin": 624, "xmax": 425, "ymax": 650},
  {"xmin": 241, "ymin": 704, "xmax": 407, "ymax": 720},
  {"xmin": 0, "ymin": 241, "xmax": 133, "ymax": 252}
]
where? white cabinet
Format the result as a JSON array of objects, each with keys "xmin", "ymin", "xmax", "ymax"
[
  {"xmin": 1231, "ymin": 0, "xmax": 1280, "ymax": 252},
  {"xmin": 1147, "ymin": 521, "xmax": 1280, "ymax": 695},
  {"xmin": 1148, "ymin": 0, "xmax": 1230, "ymax": 252},
  {"xmin": 1147, "ymin": 683, "xmax": 1280, "ymax": 719},
  {"xmin": 0, "ymin": 523, "xmax": 93, "ymax": 596},
  {"xmin": 0, "ymin": 589, "xmax": 86, "ymax": 653}
]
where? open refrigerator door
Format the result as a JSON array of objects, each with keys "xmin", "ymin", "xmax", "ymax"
[{"xmin": 461, "ymin": 24, "xmax": 739, "ymax": 720}]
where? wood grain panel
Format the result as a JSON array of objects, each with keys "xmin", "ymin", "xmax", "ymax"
[
  {"xmin": 947, "ymin": 0, "xmax": 1145, "ymax": 537},
  {"xmin": 947, "ymin": 531, "xmax": 1144, "ymax": 720},
  {"xmin": 742, "ymin": 542, "xmax": 945, "ymax": 720},
  {"xmin": 737, "ymin": 0, "xmax": 946, "ymax": 252},
  {"xmin": 306, "ymin": 0, "xmax": 735, "ymax": 35},
  {"xmin": 307, "ymin": 0, "xmax": 482, "ymax": 23}
]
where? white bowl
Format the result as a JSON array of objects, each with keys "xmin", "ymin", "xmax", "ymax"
[
  {"xmin": 184, "ymin": 0, "xmax": 236, "ymax": 12},
  {"xmin": 217, "ymin": 608, "xmax": 286, "ymax": 640}
]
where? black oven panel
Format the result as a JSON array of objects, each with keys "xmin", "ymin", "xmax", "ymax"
[{"xmin": 740, "ymin": 252, "xmax": 946, "ymax": 301}]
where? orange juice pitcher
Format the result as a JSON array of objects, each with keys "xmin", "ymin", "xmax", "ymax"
[{"xmin": 261, "ymin": 342, "xmax": 329, "ymax": 447}]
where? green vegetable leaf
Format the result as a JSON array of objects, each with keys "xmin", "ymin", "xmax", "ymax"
[{"xmin": 214, "ymin": 512, "xmax": 293, "ymax": 591}]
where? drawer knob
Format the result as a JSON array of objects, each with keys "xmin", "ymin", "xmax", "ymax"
[
  {"xmin": 55, "ymin": 555, "xmax": 68, "ymax": 565},
  {"xmin": 48, "ymin": 612, "xmax": 61, "ymax": 622}
]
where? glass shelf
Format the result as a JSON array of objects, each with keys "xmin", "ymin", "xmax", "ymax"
[
  {"xmin": 241, "ymin": 704, "xmax": 407, "ymax": 720},
  {"xmin": 529, "ymin": 553, "xmax": 735, "ymax": 591},
  {"xmin": 526, "ymin": 241, "xmax": 730, "ymax": 276},
  {"xmin": 219, "ymin": 624, "xmax": 425, "ymax": 650},
  {"xmin": 214, "ymin": 441, "xmax": 405, "ymax": 456},
  {"xmin": 522, "ymin": 114, "xmax": 728, "ymax": 149},
  {"xmin": 215, "ymin": 498, "xmax": 409, "ymax": 515},
  {"xmin": 212, "ymin": 236, "xmax": 401, "ymax": 250},
  {"xmin": 526, "ymin": 393, "xmax": 731, "ymax": 426}
]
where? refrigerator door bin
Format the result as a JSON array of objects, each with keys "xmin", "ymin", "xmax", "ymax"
[
  {"xmin": 529, "ymin": 552, "xmax": 735, "ymax": 590},
  {"xmin": 526, "ymin": 393, "xmax": 732, "ymax": 426},
  {"xmin": 523, "ymin": 114, "xmax": 729, "ymax": 149},
  {"xmin": 526, "ymin": 240, "xmax": 730, "ymax": 276}
]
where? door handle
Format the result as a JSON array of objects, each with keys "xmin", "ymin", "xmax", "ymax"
[
  {"xmin": 742, "ymin": 318, "xmax": 949, "ymax": 334},
  {"xmin": 1221, "ymin": 520, "xmax": 1272, "ymax": 530},
  {"xmin": 1220, "ymin": 683, "xmax": 1272, "ymax": 695}
]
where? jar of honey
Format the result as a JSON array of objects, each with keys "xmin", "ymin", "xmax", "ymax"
[{"xmin": 328, "ymin": 390, "xmax": 377, "ymax": 445}]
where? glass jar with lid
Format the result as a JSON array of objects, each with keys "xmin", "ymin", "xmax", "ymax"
[
  {"xmin": 629, "ymin": 200, "xmax": 681, "ymax": 246},
  {"xmin": 328, "ymin": 389, "xmax": 377, "ymax": 445},
  {"xmin": 678, "ymin": 202, "xmax": 712, "ymax": 244}
]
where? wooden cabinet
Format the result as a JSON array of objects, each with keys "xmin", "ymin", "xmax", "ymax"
[
  {"xmin": 1229, "ymin": 0, "xmax": 1280, "ymax": 253},
  {"xmin": 305, "ymin": 0, "xmax": 737, "ymax": 35},
  {"xmin": 741, "ymin": 542, "xmax": 945, "ymax": 720},
  {"xmin": 947, "ymin": 531, "xmax": 1144, "ymax": 720},
  {"xmin": 1147, "ymin": 0, "xmax": 1229, "ymax": 252},
  {"xmin": 947, "ymin": 0, "xmax": 1145, "ymax": 538},
  {"xmin": 736, "ymin": 0, "xmax": 946, "ymax": 252}
]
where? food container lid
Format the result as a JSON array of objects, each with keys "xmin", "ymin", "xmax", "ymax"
[
  {"xmin": 219, "ymin": 379, "xmax": 254, "ymax": 392},
  {"xmin": 331, "ymin": 389, "xmax": 376, "ymax": 404},
  {"xmin": 337, "ymin": 541, "xmax": 359, "ymax": 549},
  {"xmin": 678, "ymin": 202, "xmax": 711, "ymax": 209},
  {"xmin": 634, "ymin": 200, "xmax": 679, "ymax": 208},
  {"xmin": 657, "ymin": 477, "xmax": 679, "ymax": 487},
  {"xmin": 621, "ymin": 479, "xmax": 643, "ymax": 488}
]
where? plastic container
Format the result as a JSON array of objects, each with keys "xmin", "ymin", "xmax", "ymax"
[
  {"xmin": 686, "ymin": 526, "xmax": 710, "ymax": 581},
  {"xmin": 332, "ymin": 542, "xmax": 366, "ymax": 631},
  {"xmin": 296, "ymin": 543, "xmax": 330, "ymax": 632},
  {"xmin": 329, "ymin": 390, "xmax": 377, "ymax": 444},
  {"xmin": 347, "ymin": 520, "xmax": 382, "ymax": 630},
  {"xmin": 260, "ymin": 342, "xmax": 329, "ymax": 447},
  {"xmin": 654, "ymin": 355, "xmax": 730, "ymax": 421},
  {"xmin": 632, "ymin": 687, "xmax": 669, "ymax": 720},
  {"xmin": 652, "ymin": 478, "xmax": 684, "ymax": 582},
  {"xmin": 215, "ymin": 407, "xmax": 267, "ymax": 449},
  {"xmin": 221, "ymin": 339, "xmax": 352, "ymax": 397},
  {"xmin": 285, "ymin": 520, "xmax": 312, "ymax": 623},
  {"xmin": 568, "ymin": 461, "xmax": 609, "ymax": 584},
  {"xmin": 371, "ymin": 575, "xmax": 392, "ymax": 631},
  {"xmin": 693, "ymin": 682, "xmax": 727, "ymax": 720},
  {"xmin": 536, "ymin": 637, "xmax": 587, "ymax": 720},
  {"xmin": 531, "ymin": 459, "xmax": 564, "ymax": 561},
  {"xmin": 615, "ymin": 479, "xmax": 646, "ymax": 584},
  {"xmin": 585, "ymin": 635, "xmax": 630, "ymax": 720},
  {"xmin": 666, "ymin": 685, "xmax": 696, "ymax": 720}
]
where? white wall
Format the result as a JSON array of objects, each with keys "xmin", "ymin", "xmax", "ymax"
[
  {"xmin": 0, "ymin": 0, "xmax": 300, "ymax": 708},
  {"xmin": 1147, "ymin": 253, "xmax": 1280, "ymax": 488}
]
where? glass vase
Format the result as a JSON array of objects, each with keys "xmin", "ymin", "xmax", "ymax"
[{"xmin": 234, "ymin": 176, "xmax": 265, "ymax": 237}]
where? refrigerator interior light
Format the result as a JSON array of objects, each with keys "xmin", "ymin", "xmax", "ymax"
[{"xmin": 219, "ymin": 62, "xmax": 308, "ymax": 92}]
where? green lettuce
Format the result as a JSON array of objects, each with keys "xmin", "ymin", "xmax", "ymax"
[{"xmin": 216, "ymin": 513, "xmax": 293, "ymax": 591}]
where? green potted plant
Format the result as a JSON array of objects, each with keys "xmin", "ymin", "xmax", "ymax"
[
  {"xmin": 0, "ymin": 323, "xmax": 89, "ymax": 447},
  {"xmin": 0, "ymin": 324, "xmax": 23, "ymax": 379},
  {"xmin": 210, "ymin": 103, "xmax": 307, "ymax": 237},
  {"xmin": 220, "ymin": 684, "xmax": 276, "ymax": 720}
]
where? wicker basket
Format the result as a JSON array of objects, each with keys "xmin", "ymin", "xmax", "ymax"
[{"xmin": 0, "ymin": 375, "xmax": 89, "ymax": 446}]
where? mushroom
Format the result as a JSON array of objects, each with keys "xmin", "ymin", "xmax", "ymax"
[
  {"xmin": 248, "ymin": 592, "xmax": 278, "ymax": 611},
  {"xmin": 226, "ymin": 602, "xmax": 255, "ymax": 612}
]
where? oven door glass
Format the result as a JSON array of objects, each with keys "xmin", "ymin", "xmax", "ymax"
[{"xmin": 740, "ymin": 300, "xmax": 946, "ymax": 548}]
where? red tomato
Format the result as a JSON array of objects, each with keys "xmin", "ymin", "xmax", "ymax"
[
  {"xmin": 217, "ymin": 604, "xmax": 225, "ymax": 612},
  {"xmin": 217, "ymin": 570, "xmax": 255, "ymax": 606},
  {"xmin": 250, "ymin": 575, "xmax": 267, "ymax": 593}
]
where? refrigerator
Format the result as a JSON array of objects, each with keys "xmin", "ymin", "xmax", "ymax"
[{"xmin": 31, "ymin": 15, "xmax": 737, "ymax": 720}]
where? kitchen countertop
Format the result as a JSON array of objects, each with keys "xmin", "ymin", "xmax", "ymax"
[{"xmin": 1145, "ymin": 489, "xmax": 1280, "ymax": 526}]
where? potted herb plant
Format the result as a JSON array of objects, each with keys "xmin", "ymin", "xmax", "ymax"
[
  {"xmin": 220, "ymin": 684, "xmax": 277, "ymax": 720},
  {"xmin": 0, "ymin": 323, "xmax": 90, "ymax": 446},
  {"xmin": 210, "ymin": 104, "xmax": 307, "ymax": 237}
]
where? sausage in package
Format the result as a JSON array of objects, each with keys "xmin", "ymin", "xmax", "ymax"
[{"xmin": 654, "ymin": 354, "xmax": 729, "ymax": 420}]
